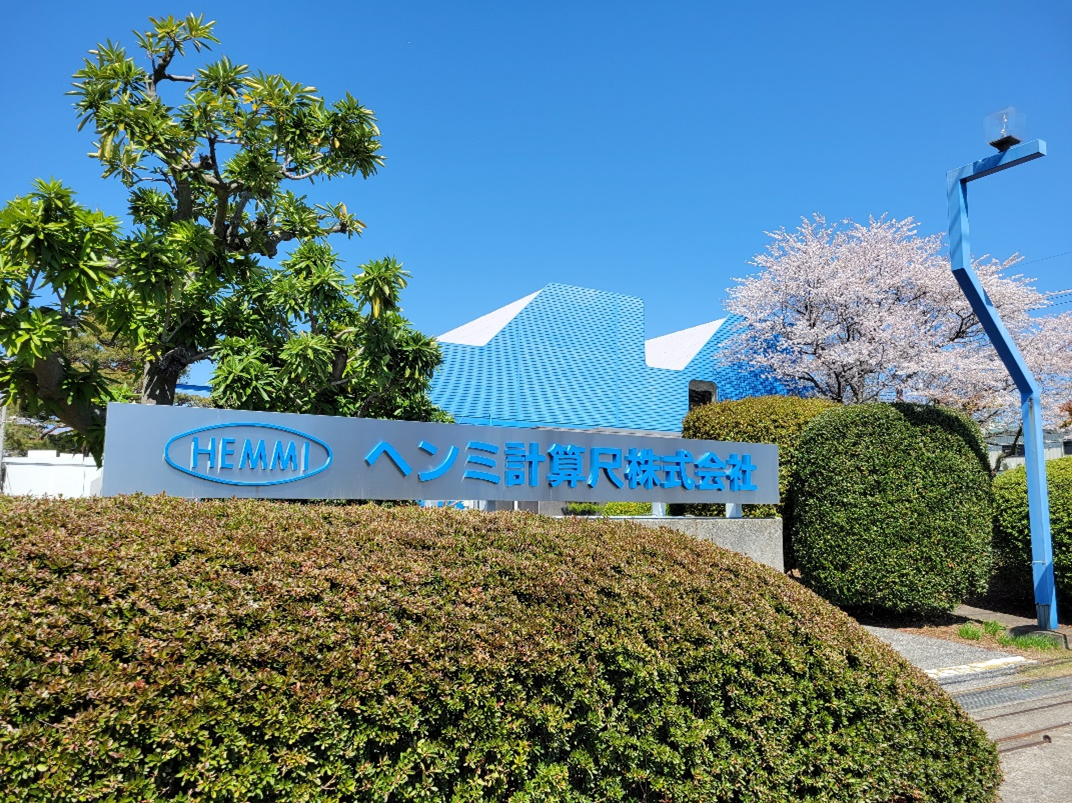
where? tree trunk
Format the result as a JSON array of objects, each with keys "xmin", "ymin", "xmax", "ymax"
[
  {"xmin": 31, "ymin": 353, "xmax": 106, "ymax": 462},
  {"xmin": 141, "ymin": 347, "xmax": 199, "ymax": 406}
]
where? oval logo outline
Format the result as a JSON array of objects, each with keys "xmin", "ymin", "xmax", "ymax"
[{"xmin": 164, "ymin": 422, "xmax": 333, "ymax": 486}]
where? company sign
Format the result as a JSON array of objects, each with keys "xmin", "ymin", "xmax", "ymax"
[
  {"xmin": 101, "ymin": 403, "xmax": 779, "ymax": 503},
  {"xmin": 163, "ymin": 423, "xmax": 332, "ymax": 486}
]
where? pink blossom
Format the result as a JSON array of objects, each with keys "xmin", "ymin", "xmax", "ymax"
[{"xmin": 726, "ymin": 215, "xmax": 1072, "ymax": 428}]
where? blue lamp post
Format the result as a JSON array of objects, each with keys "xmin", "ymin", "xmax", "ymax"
[{"xmin": 946, "ymin": 113, "xmax": 1057, "ymax": 632}]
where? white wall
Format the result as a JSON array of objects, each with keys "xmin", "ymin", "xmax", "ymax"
[
  {"xmin": 987, "ymin": 432, "xmax": 1071, "ymax": 473},
  {"xmin": 2, "ymin": 450, "xmax": 101, "ymax": 497}
]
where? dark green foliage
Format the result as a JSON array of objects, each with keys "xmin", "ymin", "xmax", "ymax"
[
  {"xmin": 564, "ymin": 501, "xmax": 604, "ymax": 516},
  {"xmin": 674, "ymin": 396, "xmax": 835, "ymax": 570},
  {"xmin": 791, "ymin": 403, "xmax": 994, "ymax": 616},
  {"xmin": 993, "ymin": 456, "xmax": 1072, "ymax": 600},
  {"xmin": 0, "ymin": 497, "xmax": 999, "ymax": 801}
]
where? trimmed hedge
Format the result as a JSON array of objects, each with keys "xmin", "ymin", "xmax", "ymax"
[
  {"xmin": 603, "ymin": 501, "xmax": 652, "ymax": 516},
  {"xmin": 0, "ymin": 497, "xmax": 1000, "ymax": 801},
  {"xmin": 564, "ymin": 501, "xmax": 604, "ymax": 516},
  {"xmin": 993, "ymin": 455, "xmax": 1072, "ymax": 600},
  {"xmin": 675, "ymin": 396, "xmax": 835, "ymax": 569},
  {"xmin": 791, "ymin": 403, "xmax": 993, "ymax": 616},
  {"xmin": 677, "ymin": 395, "xmax": 836, "ymax": 518}
]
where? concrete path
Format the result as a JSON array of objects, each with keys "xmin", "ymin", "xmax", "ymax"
[
  {"xmin": 954, "ymin": 604, "xmax": 1037, "ymax": 629},
  {"xmin": 863, "ymin": 625, "xmax": 1033, "ymax": 683},
  {"xmin": 862, "ymin": 622, "xmax": 1072, "ymax": 803}
]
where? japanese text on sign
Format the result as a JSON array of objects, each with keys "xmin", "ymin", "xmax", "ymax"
[{"xmin": 366, "ymin": 439, "xmax": 758, "ymax": 493}]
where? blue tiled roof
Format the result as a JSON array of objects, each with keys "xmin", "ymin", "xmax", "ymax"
[{"xmin": 429, "ymin": 283, "xmax": 783, "ymax": 432}]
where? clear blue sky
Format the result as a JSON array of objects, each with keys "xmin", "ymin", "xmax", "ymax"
[{"xmin": 2, "ymin": 2, "xmax": 1070, "ymax": 387}]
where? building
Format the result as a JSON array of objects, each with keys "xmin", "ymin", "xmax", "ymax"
[
  {"xmin": 2, "ymin": 450, "xmax": 101, "ymax": 497},
  {"xmin": 429, "ymin": 283, "xmax": 780, "ymax": 433},
  {"xmin": 987, "ymin": 430, "xmax": 1072, "ymax": 473}
]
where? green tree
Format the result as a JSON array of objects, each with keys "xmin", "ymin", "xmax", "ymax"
[
  {"xmin": 0, "ymin": 180, "xmax": 124, "ymax": 458},
  {"xmin": 70, "ymin": 13, "xmax": 383, "ymax": 405},
  {"xmin": 0, "ymin": 14, "xmax": 446, "ymax": 459},
  {"xmin": 211, "ymin": 246, "xmax": 446, "ymax": 421}
]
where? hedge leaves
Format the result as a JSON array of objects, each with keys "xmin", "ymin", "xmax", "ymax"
[
  {"xmin": 791, "ymin": 403, "xmax": 993, "ymax": 616},
  {"xmin": 0, "ymin": 496, "xmax": 999, "ymax": 801}
]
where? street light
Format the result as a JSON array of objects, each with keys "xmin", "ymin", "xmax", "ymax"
[
  {"xmin": 984, "ymin": 106, "xmax": 1025, "ymax": 152},
  {"xmin": 946, "ymin": 119, "xmax": 1057, "ymax": 632}
]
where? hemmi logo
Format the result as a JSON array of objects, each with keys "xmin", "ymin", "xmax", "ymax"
[{"xmin": 164, "ymin": 423, "xmax": 332, "ymax": 486}]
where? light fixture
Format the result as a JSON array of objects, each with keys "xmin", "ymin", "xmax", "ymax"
[{"xmin": 984, "ymin": 106, "xmax": 1025, "ymax": 152}]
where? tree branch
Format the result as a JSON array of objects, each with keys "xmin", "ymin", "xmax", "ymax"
[
  {"xmin": 330, "ymin": 348, "xmax": 346, "ymax": 382},
  {"xmin": 358, "ymin": 379, "xmax": 396, "ymax": 418},
  {"xmin": 30, "ymin": 353, "xmax": 105, "ymax": 446},
  {"xmin": 228, "ymin": 191, "xmax": 252, "ymax": 246},
  {"xmin": 207, "ymin": 139, "xmax": 230, "ymax": 240}
]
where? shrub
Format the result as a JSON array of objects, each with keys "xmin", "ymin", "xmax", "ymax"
[
  {"xmin": 565, "ymin": 501, "xmax": 605, "ymax": 516},
  {"xmin": 603, "ymin": 501, "xmax": 652, "ymax": 516},
  {"xmin": 993, "ymin": 455, "xmax": 1072, "ymax": 600},
  {"xmin": 677, "ymin": 394, "xmax": 836, "ymax": 516},
  {"xmin": 674, "ymin": 395, "xmax": 835, "ymax": 567},
  {"xmin": 791, "ymin": 403, "xmax": 993, "ymax": 616},
  {"xmin": 0, "ymin": 497, "xmax": 1000, "ymax": 801}
]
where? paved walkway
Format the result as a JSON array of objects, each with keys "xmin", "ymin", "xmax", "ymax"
[
  {"xmin": 863, "ymin": 626, "xmax": 1032, "ymax": 682},
  {"xmin": 862, "ymin": 619, "xmax": 1072, "ymax": 803},
  {"xmin": 954, "ymin": 604, "xmax": 1038, "ymax": 629}
]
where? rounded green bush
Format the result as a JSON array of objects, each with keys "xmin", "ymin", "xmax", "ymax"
[
  {"xmin": 791, "ymin": 402, "xmax": 993, "ymax": 616},
  {"xmin": 603, "ymin": 501, "xmax": 652, "ymax": 516},
  {"xmin": 0, "ymin": 497, "xmax": 1000, "ymax": 801},
  {"xmin": 677, "ymin": 395, "xmax": 835, "ymax": 568},
  {"xmin": 565, "ymin": 501, "xmax": 605, "ymax": 516},
  {"xmin": 679, "ymin": 394, "xmax": 836, "ymax": 517},
  {"xmin": 993, "ymin": 455, "xmax": 1072, "ymax": 600}
]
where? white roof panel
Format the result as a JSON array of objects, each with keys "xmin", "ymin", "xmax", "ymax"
[
  {"xmin": 644, "ymin": 318, "xmax": 726, "ymax": 370},
  {"xmin": 437, "ymin": 290, "xmax": 540, "ymax": 346}
]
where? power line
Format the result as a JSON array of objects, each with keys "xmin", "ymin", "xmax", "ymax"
[{"xmin": 1018, "ymin": 250, "xmax": 1072, "ymax": 267}]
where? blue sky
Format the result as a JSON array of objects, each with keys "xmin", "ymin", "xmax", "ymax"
[{"xmin": 2, "ymin": 2, "xmax": 1069, "ymax": 387}]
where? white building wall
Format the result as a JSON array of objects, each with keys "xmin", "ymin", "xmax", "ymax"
[
  {"xmin": 987, "ymin": 432, "xmax": 1072, "ymax": 473},
  {"xmin": 2, "ymin": 450, "xmax": 101, "ymax": 497}
]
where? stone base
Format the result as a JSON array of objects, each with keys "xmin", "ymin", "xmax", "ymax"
[
  {"xmin": 626, "ymin": 516, "xmax": 784, "ymax": 572},
  {"xmin": 485, "ymin": 501, "xmax": 569, "ymax": 516}
]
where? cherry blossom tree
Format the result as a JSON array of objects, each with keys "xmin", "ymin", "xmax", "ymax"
[
  {"xmin": 1059, "ymin": 400, "xmax": 1072, "ymax": 429},
  {"xmin": 725, "ymin": 215, "xmax": 1072, "ymax": 428}
]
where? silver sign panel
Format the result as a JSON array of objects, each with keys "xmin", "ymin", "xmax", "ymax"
[{"xmin": 100, "ymin": 403, "xmax": 779, "ymax": 504}]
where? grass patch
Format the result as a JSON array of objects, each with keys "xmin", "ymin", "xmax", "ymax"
[
  {"xmin": 997, "ymin": 632, "xmax": 1062, "ymax": 651},
  {"xmin": 917, "ymin": 619, "xmax": 1072, "ymax": 658}
]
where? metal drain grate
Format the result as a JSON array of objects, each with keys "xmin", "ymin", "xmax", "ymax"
[{"xmin": 952, "ymin": 675, "xmax": 1072, "ymax": 713}]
